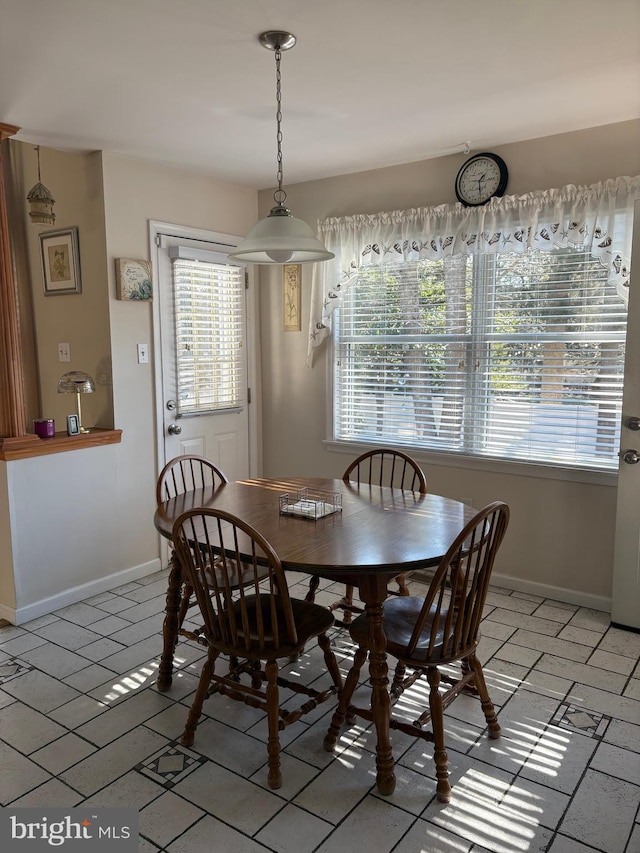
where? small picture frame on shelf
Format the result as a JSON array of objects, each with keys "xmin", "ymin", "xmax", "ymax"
[
  {"xmin": 66, "ymin": 414, "xmax": 80, "ymax": 436},
  {"xmin": 40, "ymin": 227, "xmax": 82, "ymax": 295},
  {"xmin": 116, "ymin": 258, "xmax": 153, "ymax": 301}
]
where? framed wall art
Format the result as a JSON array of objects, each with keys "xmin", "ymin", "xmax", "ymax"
[
  {"xmin": 40, "ymin": 227, "xmax": 82, "ymax": 295},
  {"xmin": 283, "ymin": 263, "xmax": 301, "ymax": 331},
  {"xmin": 116, "ymin": 258, "xmax": 153, "ymax": 301}
]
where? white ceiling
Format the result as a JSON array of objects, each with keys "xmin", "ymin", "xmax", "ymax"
[{"xmin": 1, "ymin": 0, "xmax": 639, "ymax": 190}]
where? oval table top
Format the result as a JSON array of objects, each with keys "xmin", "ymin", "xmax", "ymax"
[{"xmin": 154, "ymin": 476, "xmax": 475, "ymax": 577}]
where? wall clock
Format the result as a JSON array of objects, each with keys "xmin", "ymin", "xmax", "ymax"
[{"xmin": 455, "ymin": 152, "xmax": 508, "ymax": 207}]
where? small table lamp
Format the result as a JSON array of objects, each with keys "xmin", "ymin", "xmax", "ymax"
[{"xmin": 57, "ymin": 370, "xmax": 95, "ymax": 433}]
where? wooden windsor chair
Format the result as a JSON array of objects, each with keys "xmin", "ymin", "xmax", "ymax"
[
  {"xmin": 323, "ymin": 500, "xmax": 510, "ymax": 803},
  {"xmin": 307, "ymin": 448, "xmax": 428, "ymax": 625},
  {"xmin": 172, "ymin": 506, "xmax": 344, "ymax": 789},
  {"xmin": 156, "ymin": 454, "xmax": 268, "ymax": 649}
]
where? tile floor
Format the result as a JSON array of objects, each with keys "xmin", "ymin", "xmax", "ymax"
[{"xmin": 0, "ymin": 570, "xmax": 639, "ymax": 853}]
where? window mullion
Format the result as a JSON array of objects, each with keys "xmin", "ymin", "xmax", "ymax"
[{"xmin": 466, "ymin": 254, "xmax": 495, "ymax": 453}]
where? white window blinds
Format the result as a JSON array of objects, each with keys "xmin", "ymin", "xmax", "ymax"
[
  {"xmin": 334, "ymin": 246, "xmax": 627, "ymax": 471},
  {"xmin": 171, "ymin": 256, "xmax": 246, "ymax": 416}
]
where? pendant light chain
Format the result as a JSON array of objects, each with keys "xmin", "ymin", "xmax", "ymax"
[
  {"xmin": 227, "ymin": 30, "xmax": 334, "ymax": 263},
  {"xmin": 274, "ymin": 47, "xmax": 286, "ymax": 207},
  {"xmin": 35, "ymin": 145, "xmax": 42, "ymax": 182}
]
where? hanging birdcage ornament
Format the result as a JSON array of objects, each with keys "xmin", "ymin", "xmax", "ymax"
[{"xmin": 26, "ymin": 145, "xmax": 56, "ymax": 226}]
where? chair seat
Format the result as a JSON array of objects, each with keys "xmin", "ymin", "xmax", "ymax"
[
  {"xmin": 221, "ymin": 594, "xmax": 335, "ymax": 659},
  {"xmin": 349, "ymin": 595, "xmax": 477, "ymax": 665},
  {"xmin": 205, "ymin": 558, "xmax": 269, "ymax": 589}
]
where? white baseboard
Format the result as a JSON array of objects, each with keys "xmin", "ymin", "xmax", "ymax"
[
  {"xmin": 490, "ymin": 570, "xmax": 611, "ymax": 613},
  {"xmin": 411, "ymin": 569, "xmax": 612, "ymax": 614},
  {"xmin": 0, "ymin": 559, "xmax": 163, "ymax": 626}
]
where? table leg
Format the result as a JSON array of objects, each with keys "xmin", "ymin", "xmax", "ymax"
[
  {"xmin": 360, "ymin": 576, "xmax": 396, "ymax": 796},
  {"xmin": 157, "ymin": 549, "xmax": 182, "ymax": 692}
]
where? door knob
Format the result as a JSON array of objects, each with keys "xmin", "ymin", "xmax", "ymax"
[
  {"xmin": 167, "ymin": 423, "xmax": 182, "ymax": 435},
  {"xmin": 621, "ymin": 449, "xmax": 640, "ymax": 464}
]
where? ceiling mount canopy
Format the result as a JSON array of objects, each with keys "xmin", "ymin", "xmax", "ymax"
[{"xmin": 228, "ymin": 31, "xmax": 334, "ymax": 266}]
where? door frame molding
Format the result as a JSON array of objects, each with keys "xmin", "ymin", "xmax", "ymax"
[{"xmin": 148, "ymin": 220, "xmax": 262, "ymax": 484}]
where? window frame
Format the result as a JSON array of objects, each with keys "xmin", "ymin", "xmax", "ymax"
[{"xmin": 327, "ymin": 247, "xmax": 625, "ymax": 486}]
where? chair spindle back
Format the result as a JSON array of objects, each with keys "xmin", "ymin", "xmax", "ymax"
[
  {"xmin": 343, "ymin": 448, "xmax": 427, "ymax": 494},
  {"xmin": 156, "ymin": 455, "xmax": 228, "ymax": 504},
  {"xmin": 172, "ymin": 508, "xmax": 299, "ymax": 655},
  {"xmin": 407, "ymin": 501, "xmax": 509, "ymax": 661}
]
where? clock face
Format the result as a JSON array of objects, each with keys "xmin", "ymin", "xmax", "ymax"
[{"xmin": 455, "ymin": 153, "xmax": 508, "ymax": 206}]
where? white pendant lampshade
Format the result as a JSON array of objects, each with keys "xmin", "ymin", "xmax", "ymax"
[
  {"xmin": 228, "ymin": 31, "xmax": 333, "ymax": 266},
  {"xmin": 230, "ymin": 204, "xmax": 333, "ymax": 264}
]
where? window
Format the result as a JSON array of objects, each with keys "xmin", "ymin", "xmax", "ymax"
[
  {"xmin": 172, "ymin": 256, "xmax": 246, "ymax": 415},
  {"xmin": 334, "ymin": 247, "xmax": 627, "ymax": 471}
]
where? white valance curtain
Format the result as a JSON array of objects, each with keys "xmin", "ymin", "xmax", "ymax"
[{"xmin": 307, "ymin": 176, "xmax": 640, "ymax": 366}]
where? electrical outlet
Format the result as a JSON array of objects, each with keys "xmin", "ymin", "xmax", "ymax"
[
  {"xmin": 58, "ymin": 342, "xmax": 71, "ymax": 362},
  {"xmin": 137, "ymin": 343, "xmax": 149, "ymax": 364}
]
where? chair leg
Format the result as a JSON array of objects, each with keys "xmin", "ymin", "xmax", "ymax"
[
  {"xmin": 467, "ymin": 654, "xmax": 501, "ymax": 739},
  {"xmin": 181, "ymin": 649, "xmax": 218, "ymax": 747},
  {"xmin": 324, "ymin": 644, "xmax": 366, "ymax": 751},
  {"xmin": 250, "ymin": 659, "xmax": 263, "ymax": 690},
  {"xmin": 265, "ymin": 659, "xmax": 282, "ymax": 789},
  {"xmin": 328, "ymin": 584, "xmax": 356, "ymax": 625},
  {"xmin": 318, "ymin": 633, "xmax": 343, "ymax": 691},
  {"xmin": 459, "ymin": 656, "xmax": 479, "ymax": 694},
  {"xmin": 306, "ymin": 575, "xmax": 320, "ymax": 603},
  {"xmin": 390, "ymin": 661, "xmax": 406, "ymax": 697},
  {"xmin": 158, "ymin": 551, "xmax": 184, "ymax": 692},
  {"xmin": 176, "ymin": 582, "xmax": 194, "ymax": 631},
  {"xmin": 396, "ymin": 572, "xmax": 410, "ymax": 596},
  {"xmin": 427, "ymin": 666, "xmax": 451, "ymax": 804},
  {"xmin": 341, "ymin": 585, "xmax": 355, "ymax": 624}
]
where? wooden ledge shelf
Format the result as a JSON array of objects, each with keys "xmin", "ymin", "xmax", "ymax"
[{"xmin": 0, "ymin": 428, "xmax": 122, "ymax": 461}]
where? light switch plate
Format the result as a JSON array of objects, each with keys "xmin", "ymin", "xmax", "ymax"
[
  {"xmin": 137, "ymin": 343, "xmax": 149, "ymax": 364},
  {"xmin": 58, "ymin": 343, "xmax": 71, "ymax": 362}
]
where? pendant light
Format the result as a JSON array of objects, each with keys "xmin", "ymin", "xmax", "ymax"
[
  {"xmin": 228, "ymin": 31, "xmax": 333, "ymax": 265},
  {"xmin": 26, "ymin": 145, "xmax": 56, "ymax": 226}
]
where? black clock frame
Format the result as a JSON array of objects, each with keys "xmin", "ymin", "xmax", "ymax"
[{"xmin": 455, "ymin": 152, "xmax": 508, "ymax": 207}]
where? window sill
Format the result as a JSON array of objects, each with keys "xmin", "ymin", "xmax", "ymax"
[
  {"xmin": 324, "ymin": 440, "xmax": 618, "ymax": 487},
  {"xmin": 0, "ymin": 429, "xmax": 123, "ymax": 461}
]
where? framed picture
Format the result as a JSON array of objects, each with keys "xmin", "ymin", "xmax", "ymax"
[
  {"xmin": 283, "ymin": 263, "xmax": 301, "ymax": 331},
  {"xmin": 40, "ymin": 227, "xmax": 81, "ymax": 295},
  {"xmin": 116, "ymin": 258, "xmax": 153, "ymax": 301},
  {"xmin": 66, "ymin": 414, "xmax": 80, "ymax": 436}
]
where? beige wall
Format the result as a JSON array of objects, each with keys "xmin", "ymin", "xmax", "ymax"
[
  {"xmin": 257, "ymin": 119, "xmax": 640, "ymax": 607},
  {"xmin": 1, "ymin": 152, "xmax": 257, "ymax": 622},
  {"xmin": 100, "ymin": 153, "xmax": 257, "ymax": 579}
]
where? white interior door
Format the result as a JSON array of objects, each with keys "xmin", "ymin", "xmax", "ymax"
[
  {"xmin": 611, "ymin": 200, "xmax": 640, "ymax": 630},
  {"xmin": 152, "ymin": 227, "xmax": 252, "ymax": 483}
]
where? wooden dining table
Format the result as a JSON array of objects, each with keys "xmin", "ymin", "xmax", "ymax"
[{"xmin": 153, "ymin": 475, "xmax": 475, "ymax": 795}]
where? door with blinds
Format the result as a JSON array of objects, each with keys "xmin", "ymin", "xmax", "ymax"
[
  {"xmin": 154, "ymin": 229, "xmax": 251, "ymax": 483},
  {"xmin": 612, "ymin": 200, "xmax": 640, "ymax": 630}
]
